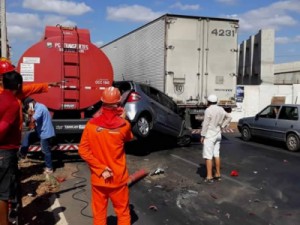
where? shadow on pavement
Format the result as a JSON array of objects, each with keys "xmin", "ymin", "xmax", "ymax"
[
  {"xmin": 125, "ymin": 132, "xmax": 178, "ymax": 156},
  {"xmin": 107, "ymin": 204, "xmax": 139, "ymax": 225}
]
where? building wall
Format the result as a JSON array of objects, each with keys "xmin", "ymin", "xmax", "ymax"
[
  {"xmin": 234, "ymin": 29, "xmax": 300, "ymax": 123},
  {"xmin": 238, "ymin": 29, "xmax": 275, "ymax": 85},
  {"xmin": 231, "ymin": 84, "xmax": 300, "ymax": 122},
  {"xmin": 274, "ymin": 61, "xmax": 300, "ymax": 84}
]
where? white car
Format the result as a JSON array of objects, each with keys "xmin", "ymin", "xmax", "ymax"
[{"xmin": 237, "ymin": 104, "xmax": 300, "ymax": 152}]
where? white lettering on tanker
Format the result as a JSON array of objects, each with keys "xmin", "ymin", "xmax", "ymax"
[
  {"xmin": 54, "ymin": 42, "xmax": 89, "ymax": 53},
  {"xmin": 20, "ymin": 63, "xmax": 35, "ymax": 82},
  {"xmin": 23, "ymin": 57, "xmax": 40, "ymax": 64},
  {"xmin": 95, "ymin": 79, "xmax": 110, "ymax": 85},
  {"xmin": 20, "ymin": 63, "xmax": 34, "ymax": 73},
  {"xmin": 22, "ymin": 73, "xmax": 34, "ymax": 82},
  {"xmin": 62, "ymin": 104, "xmax": 75, "ymax": 109}
]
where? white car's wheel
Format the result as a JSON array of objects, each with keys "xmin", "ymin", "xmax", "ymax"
[
  {"xmin": 241, "ymin": 126, "xmax": 252, "ymax": 141},
  {"xmin": 286, "ymin": 133, "xmax": 300, "ymax": 152}
]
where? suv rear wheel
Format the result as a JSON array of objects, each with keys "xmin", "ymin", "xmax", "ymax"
[
  {"xmin": 133, "ymin": 115, "xmax": 151, "ymax": 138},
  {"xmin": 286, "ymin": 133, "xmax": 300, "ymax": 152}
]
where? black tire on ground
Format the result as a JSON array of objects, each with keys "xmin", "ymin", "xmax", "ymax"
[
  {"xmin": 132, "ymin": 115, "xmax": 151, "ymax": 138},
  {"xmin": 241, "ymin": 126, "xmax": 252, "ymax": 141},
  {"xmin": 286, "ymin": 133, "xmax": 300, "ymax": 152}
]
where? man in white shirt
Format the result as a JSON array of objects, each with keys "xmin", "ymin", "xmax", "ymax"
[{"xmin": 200, "ymin": 94, "xmax": 232, "ymax": 183}]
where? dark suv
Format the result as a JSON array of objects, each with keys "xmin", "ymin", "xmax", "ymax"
[{"xmin": 113, "ymin": 81, "xmax": 192, "ymax": 146}]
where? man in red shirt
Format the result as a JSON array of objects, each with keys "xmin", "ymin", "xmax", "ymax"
[
  {"xmin": 79, "ymin": 87, "xmax": 133, "ymax": 225},
  {"xmin": 0, "ymin": 71, "xmax": 23, "ymax": 225}
]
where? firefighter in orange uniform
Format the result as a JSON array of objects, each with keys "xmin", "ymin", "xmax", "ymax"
[{"xmin": 79, "ymin": 86, "xmax": 133, "ymax": 225}]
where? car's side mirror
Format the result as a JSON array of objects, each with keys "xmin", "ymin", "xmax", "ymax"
[{"xmin": 255, "ymin": 114, "xmax": 259, "ymax": 120}]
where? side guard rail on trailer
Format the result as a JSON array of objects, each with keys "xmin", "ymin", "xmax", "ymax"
[{"xmin": 29, "ymin": 144, "xmax": 79, "ymax": 152}]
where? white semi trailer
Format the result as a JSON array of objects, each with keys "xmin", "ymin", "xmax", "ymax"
[{"xmin": 101, "ymin": 14, "xmax": 239, "ymax": 128}]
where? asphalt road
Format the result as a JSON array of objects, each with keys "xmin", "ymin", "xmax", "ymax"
[{"xmin": 52, "ymin": 132, "xmax": 300, "ymax": 225}]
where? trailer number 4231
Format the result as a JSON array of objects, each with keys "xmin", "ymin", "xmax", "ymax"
[{"xmin": 211, "ymin": 29, "xmax": 235, "ymax": 37}]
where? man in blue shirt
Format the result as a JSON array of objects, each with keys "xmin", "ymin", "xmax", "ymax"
[{"xmin": 19, "ymin": 97, "xmax": 55, "ymax": 174}]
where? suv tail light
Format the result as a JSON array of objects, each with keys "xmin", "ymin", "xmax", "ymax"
[{"xmin": 127, "ymin": 92, "xmax": 141, "ymax": 102}]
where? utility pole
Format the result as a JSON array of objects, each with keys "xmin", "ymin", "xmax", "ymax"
[{"xmin": 0, "ymin": 0, "xmax": 8, "ymax": 58}]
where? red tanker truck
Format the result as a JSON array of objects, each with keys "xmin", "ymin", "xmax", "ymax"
[{"xmin": 16, "ymin": 25, "xmax": 113, "ymax": 150}]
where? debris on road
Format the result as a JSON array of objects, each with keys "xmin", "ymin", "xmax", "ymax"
[
  {"xmin": 149, "ymin": 205, "xmax": 158, "ymax": 211},
  {"xmin": 225, "ymin": 212, "xmax": 230, "ymax": 219},
  {"xmin": 230, "ymin": 170, "xmax": 239, "ymax": 176},
  {"xmin": 56, "ymin": 176, "xmax": 66, "ymax": 183},
  {"xmin": 150, "ymin": 167, "xmax": 165, "ymax": 176},
  {"xmin": 210, "ymin": 193, "xmax": 218, "ymax": 199},
  {"xmin": 45, "ymin": 174, "xmax": 60, "ymax": 189},
  {"xmin": 128, "ymin": 169, "xmax": 149, "ymax": 186}
]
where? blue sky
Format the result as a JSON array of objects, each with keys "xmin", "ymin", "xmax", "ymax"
[{"xmin": 5, "ymin": 0, "xmax": 300, "ymax": 64}]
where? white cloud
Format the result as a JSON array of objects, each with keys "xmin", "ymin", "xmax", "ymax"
[
  {"xmin": 7, "ymin": 12, "xmax": 42, "ymax": 42},
  {"xmin": 8, "ymin": 26, "xmax": 40, "ymax": 42},
  {"xmin": 7, "ymin": 12, "xmax": 77, "ymax": 43},
  {"xmin": 23, "ymin": 0, "xmax": 92, "ymax": 16},
  {"xmin": 7, "ymin": 12, "xmax": 42, "ymax": 28},
  {"xmin": 94, "ymin": 41, "xmax": 104, "ymax": 48},
  {"xmin": 170, "ymin": 2, "xmax": 200, "ymax": 10},
  {"xmin": 276, "ymin": 35, "xmax": 300, "ymax": 44},
  {"xmin": 106, "ymin": 5, "xmax": 164, "ymax": 22},
  {"xmin": 295, "ymin": 36, "xmax": 300, "ymax": 42},
  {"xmin": 230, "ymin": 0, "xmax": 300, "ymax": 33},
  {"xmin": 216, "ymin": 0, "xmax": 237, "ymax": 5},
  {"xmin": 43, "ymin": 15, "xmax": 76, "ymax": 27},
  {"xmin": 275, "ymin": 36, "xmax": 291, "ymax": 44}
]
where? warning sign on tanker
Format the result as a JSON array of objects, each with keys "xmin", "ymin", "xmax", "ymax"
[
  {"xmin": 23, "ymin": 57, "xmax": 40, "ymax": 64},
  {"xmin": 20, "ymin": 63, "xmax": 35, "ymax": 82}
]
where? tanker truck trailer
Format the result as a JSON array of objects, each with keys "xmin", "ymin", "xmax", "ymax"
[{"xmin": 17, "ymin": 25, "xmax": 113, "ymax": 149}]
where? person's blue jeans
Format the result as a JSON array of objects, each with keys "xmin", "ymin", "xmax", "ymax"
[
  {"xmin": 40, "ymin": 138, "xmax": 53, "ymax": 170},
  {"xmin": 20, "ymin": 130, "xmax": 53, "ymax": 169}
]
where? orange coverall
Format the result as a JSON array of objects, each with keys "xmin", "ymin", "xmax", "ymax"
[
  {"xmin": 79, "ymin": 106, "xmax": 133, "ymax": 225},
  {"xmin": 0, "ymin": 83, "xmax": 48, "ymax": 129}
]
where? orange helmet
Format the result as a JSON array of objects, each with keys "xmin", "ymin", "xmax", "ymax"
[
  {"xmin": 101, "ymin": 86, "xmax": 121, "ymax": 104},
  {"xmin": 0, "ymin": 58, "xmax": 15, "ymax": 75}
]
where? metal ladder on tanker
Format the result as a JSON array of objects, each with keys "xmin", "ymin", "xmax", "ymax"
[{"xmin": 59, "ymin": 25, "xmax": 81, "ymax": 110}]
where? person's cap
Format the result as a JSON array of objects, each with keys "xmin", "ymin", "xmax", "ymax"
[
  {"xmin": 207, "ymin": 94, "xmax": 218, "ymax": 103},
  {"xmin": 23, "ymin": 97, "xmax": 35, "ymax": 106}
]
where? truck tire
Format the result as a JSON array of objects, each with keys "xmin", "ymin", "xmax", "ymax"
[
  {"xmin": 286, "ymin": 133, "xmax": 300, "ymax": 152},
  {"xmin": 241, "ymin": 126, "xmax": 252, "ymax": 141},
  {"xmin": 133, "ymin": 115, "xmax": 151, "ymax": 138}
]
